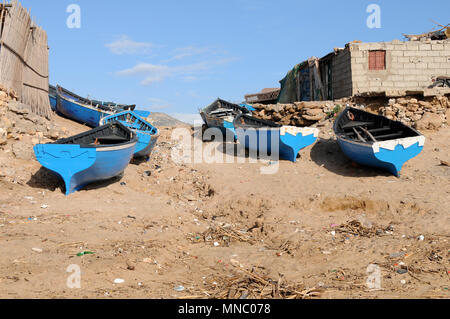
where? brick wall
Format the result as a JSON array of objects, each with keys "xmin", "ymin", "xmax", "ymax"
[
  {"xmin": 349, "ymin": 40, "xmax": 450, "ymax": 95},
  {"xmin": 331, "ymin": 48, "xmax": 353, "ymax": 99}
]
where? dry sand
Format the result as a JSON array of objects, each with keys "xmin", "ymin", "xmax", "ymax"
[{"xmin": 0, "ymin": 114, "xmax": 449, "ymax": 299}]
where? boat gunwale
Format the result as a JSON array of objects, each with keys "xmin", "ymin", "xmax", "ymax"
[{"xmin": 53, "ymin": 122, "xmax": 138, "ymax": 149}]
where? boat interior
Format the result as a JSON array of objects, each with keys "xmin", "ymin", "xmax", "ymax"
[
  {"xmin": 335, "ymin": 108, "xmax": 420, "ymax": 144},
  {"xmin": 55, "ymin": 122, "xmax": 133, "ymax": 147},
  {"xmin": 202, "ymin": 99, "xmax": 251, "ymax": 118},
  {"xmin": 234, "ymin": 115, "xmax": 281, "ymax": 129},
  {"xmin": 106, "ymin": 113, "xmax": 159, "ymax": 135}
]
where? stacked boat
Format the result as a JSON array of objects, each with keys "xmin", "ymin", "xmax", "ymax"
[{"xmin": 35, "ymin": 85, "xmax": 159, "ymax": 195}]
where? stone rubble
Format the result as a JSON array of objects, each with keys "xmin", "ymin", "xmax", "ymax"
[
  {"xmin": 0, "ymin": 87, "xmax": 68, "ymax": 182},
  {"xmin": 250, "ymin": 94, "xmax": 450, "ymax": 131}
]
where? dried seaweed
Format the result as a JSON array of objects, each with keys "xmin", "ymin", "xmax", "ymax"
[{"xmin": 202, "ymin": 266, "xmax": 323, "ymax": 299}]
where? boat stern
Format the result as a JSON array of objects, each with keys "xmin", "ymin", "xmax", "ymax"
[
  {"xmin": 372, "ymin": 136, "xmax": 426, "ymax": 176},
  {"xmin": 279, "ymin": 126, "xmax": 320, "ymax": 162}
]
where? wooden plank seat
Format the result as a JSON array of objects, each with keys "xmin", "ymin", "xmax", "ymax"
[{"xmin": 341, "ymin": 121, "xmax": 375, "ymax": 130}]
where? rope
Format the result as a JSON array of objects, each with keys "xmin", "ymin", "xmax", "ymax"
[
  {"xmin": 23, "ymin": 82, "xmax": 49, "ymax": 93},
  {"xmin": 0, "ymin": 39, "xmax": 49, "ymax": 79}
]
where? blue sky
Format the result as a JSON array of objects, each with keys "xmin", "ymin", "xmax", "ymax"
[{"xmin": 20, "ymin": 0, "xmax": 450, "ymax": 122}]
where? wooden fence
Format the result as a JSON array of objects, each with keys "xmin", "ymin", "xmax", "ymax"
[{"xmin": 0, "ymin": 0, "xmax": 51, "ymax": 118}]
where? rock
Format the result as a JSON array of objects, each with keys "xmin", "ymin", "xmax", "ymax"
[
  {"xmin": 46, "ymin": 130, "xmax": 59, "ymax": 140},
  {"xmin": 23, "ymin": 113, "xmax": 40, "ymax": 124},
  {"xmin": 415, "ymin": 112, "xmax": 444, "ymax": 130},
  {"xmin": 446, "ymin": 109, "xmax": 450, "ymax": 125},
  {"xmin": 303, "ymin": 114, "xmax": 325, "ymax": 121},
  {"xmin": 0, "ymin": 117, "xmax": 13, "ymax": 132},
  {"xmin": 7, "ymin": 101, "xmax": 30, "ymax": 115},
  {"xmin": 0, "ymin": 128, "xmax": 7, "ymax": 145},
  {"xmin": 12, "ymin": 142, "xmax": 34, "ymax": 160},
  {"xmin": 305, "ymin": 108, "xmax": 324, "ymax": 116},
  {"xmin": 0, "ymin": 90, "xmax": 8, "ymax": 101}
]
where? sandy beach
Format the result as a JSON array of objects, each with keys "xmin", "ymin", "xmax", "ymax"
[{"xmin": 0, "ymin": 112, "xmax": 448, "ymax": 299}]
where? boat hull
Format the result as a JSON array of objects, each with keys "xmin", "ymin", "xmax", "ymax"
[
  {"xmin": 49, "ymin": 95, "xmax": 57, "ymax": 111},
  {"xmin": 57, "ymin": 93, "xmax": 112, "ymax": 127},
  {"xmin": 337, "ymin": 136, "xmax": 425, "ymax": 176},
  {"xmin": 334, "ymin": 107, "xmax": 426, "ymax": 176},
  {"xmin": 235, "ymin": 127, "xmax": 319, "ymax": 162},
  {"xmin": 34, "ymin": 142, "xmax": 136, "ymax": 195}
]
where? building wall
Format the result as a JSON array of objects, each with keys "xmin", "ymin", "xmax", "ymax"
[
  {"xmin": 349, "ymin": 40, "xmax": 450, "ymax": 94},
  {"xmin": 331, "ymin": 48, "xmax": 353, "ymax": 99}
]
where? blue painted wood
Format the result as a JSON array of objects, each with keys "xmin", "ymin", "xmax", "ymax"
[
  {"xmin": 34, "ymin": 123, "xmax": 137, "ymax": 195},
  {"xmin": 100, "ymin": 111, "xmax": 159, "ymax": 158},
  {"xmin": 49, "ymin": 85, "xmax": 57, "ymax": 111},
  {"xmin": 56, "ymin": 88, "xmax": 114, "ymax": 127},
  {"xmin": 234, "ymin": 115, "xmax": 319, "ymax": 162}
]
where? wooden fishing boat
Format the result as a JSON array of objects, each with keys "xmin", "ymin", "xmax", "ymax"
[
  {"xmin": 34, "ymin": 122, "xmax": 137, "ymax": 195},
  {"xmin": 49, "ymin": 85, "xmax": 57, "ymax": 111},
  {"xmin": 56, "ymin": 86, "xmax": 136, "ymax": 127},
  {"xmin": 233, "ymin": 114, "xmax": 319, "ymax": 162},
  {"xmin": 333, "ymin": 107, "xmax": 425, "ymax": 176},
  {"xmin": 100, "ymin": 111, "xmax": 159, "ymax": 158},
  {"xmin": 200, "ymin": 99, "xmax": 251, "ymax": 139}
]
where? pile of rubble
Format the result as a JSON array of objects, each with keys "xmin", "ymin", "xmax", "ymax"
[
  {"xmin": 251, "ymin": 101, "xmax": 346, "ymax": 127},
  {"xmin": 1, "ymin": 86, "xmax": 67, "ymax": 163},
  {"xmin": 380, "ymin": 95, "xmax": 450, "ymax": 130},
  {"xmin": 251, "ymin": 94, "xmax": 450, "ymax": 130}
]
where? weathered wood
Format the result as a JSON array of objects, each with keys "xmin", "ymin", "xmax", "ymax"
[
  {"xmin": 359, "ymin": 126, "xmax": 377, "ymax": 142},
  {"xmin": 0, "ymin": 0, "xmax": 50, "ymax": 118}
]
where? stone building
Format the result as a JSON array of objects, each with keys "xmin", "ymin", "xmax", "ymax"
[{"xmin": 277, "ymin": 39, "xmax": 450, "ymax": 103}]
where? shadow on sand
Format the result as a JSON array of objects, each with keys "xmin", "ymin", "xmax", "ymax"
[
  {"xmin": 310, "ymin": 138, "xmax": 392, "ymax": 178},
  {"xmin": 28, "ymin": 167, "xmax": 124, "ymax": 195}
]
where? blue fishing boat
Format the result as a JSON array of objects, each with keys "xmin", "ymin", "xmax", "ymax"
[
  {"xmin": 100, "ymin": 111, "xmax": 159, "ymax": 158},
  {"xmin": 334, "ymin": 107, "xmax": 425, "ymax": 176},
  {"xmin": 56, "ymin": 86, "xmax": 136, "ymax": 127},
  {"xmin": 34, "ymin": 122, "xmax": 137, "ymax": 195},
  {"xmin": 49, "ymin": 85, "xmax": 57, "ymax": 111},
  {"xmin": 233, "ymin": 114, "xmax": 319, "ymax": 162},
  {"xmin": 200, "ymin": 98, "xmax": 251, "ymax": 140}
]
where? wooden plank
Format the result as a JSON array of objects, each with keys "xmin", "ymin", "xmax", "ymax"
[{"xmin": 353, "ymin": 128, "xmax": 366, "ymax": 143}]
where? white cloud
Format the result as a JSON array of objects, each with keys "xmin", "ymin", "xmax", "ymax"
[
  {"xmin": 116, "ymin": 58, "xmax": 236, "ymax": 86},
  {"xmin": 162, "ymin": 46, "xmax": 212, "ymax": 62},
  {"xmin": 169, "ymin": 113, "xmax": 203, "ymax": 125},
  {"xmin": 106, "ymin": 35, "xmax": 156, "ymax": 55},
  {"xmin": 148, "ymin": 98, "xmax": 172, "ymax": 110}
]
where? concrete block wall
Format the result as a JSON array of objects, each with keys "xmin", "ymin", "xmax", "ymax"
[
  {"xmin": 331, "ymin": 49, "xmax": 353, "ymax": 99},
  {"xmin": 348, "ymin": 40, "xmax": 450, "ymax": 95}
]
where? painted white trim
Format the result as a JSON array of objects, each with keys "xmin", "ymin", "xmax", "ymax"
[
  {"xmin": 96, "ymin": 142, "xmax": 137, "ymax": 152},
  {"xmin": 280, "ymin": 126, "xmax": 319, "ymax": 138},
  {"xmin": 372, "ymin": 136, "xmax": 425, "ymax": 153}
]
